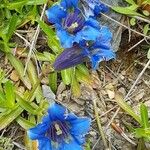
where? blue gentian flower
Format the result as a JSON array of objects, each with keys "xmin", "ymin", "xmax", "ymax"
[
  {"xmin": 28, "ymin": 103, "xmax": 91, "ymax": 150},
  {"xmin": 54, "ymin": 26, "xmax": 115, "ymax": 71},
  {"xmin": 81, "ymin": 0, "xmax": 109, "ymax": 17},
  {"xmin": 46, "ymin": 0, "xmax": 101, "ymax": 48}
]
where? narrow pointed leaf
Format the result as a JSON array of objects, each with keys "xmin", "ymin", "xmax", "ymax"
[
  {"xmin": 140, "ymin": 103, "xmax": 149, "ymax": 128},
  {"xmin": 0, "ymin": 83, "xmax": 39, "ymax": 130},
  {"xmin": 0, "ymin": 92, "xmax": 5, "ymax": 101},
  {"xmin": 16, "ymin": 116, "xmax": 35, "ymax": 129},
  {"xmin": 16, "ymin": 95, "xmax": 39, "ymax": 115},
  {"xmin": 135, "ymin": 128, "xmax": 150, "ymax": 139},
  {"xmin": 38, "ymin": 20, "xmax": 62, "ymax": 53},
  {"xmin": 4, "ymin": 81, "xmax": 15, "ymax": 108},
  {"xmin": 27, "ymin": 0, "xmax": 47, "ymax": 5},
  {"xmin": 125, "ymin": 0, "xmax": 136, "ymax": 4},
  {"xmin": 76, "ymin": 66, "xmax": 92, "ymax": 85},
  {"xmin": 77, "ymin": 64, "xmax": 89, "ymax": 76},
  {"xmin": 27, "ymin": 60, "xmax": 42, "ymax": 103},
  {"xmin": 49, "ymin": 72, "xmax": 57, "ymax": 92},
  {"xmin": 71, "ymin": 74, "xmax": 81, "ymax": 97},
  {"xmin": 112, "ymin": 6, "xmax": 143, "ymax": 17},
  {"xmin": 7, "ymin": 53, "xmax": 31, "ymax": 89},
  {"xmin": 0, "ymin": 105, "xmax": 23, "ymax": 130},
  {"xmin": 115, "ymin": 93, "xmax": 141, "ymax": 124},
  {"xmin": 61, "ymin": 68, "xmax": 73, "ymax": 85},
  {"xmin": 6, "ymin": 15, "xmax": 18, "ymax": 42}
]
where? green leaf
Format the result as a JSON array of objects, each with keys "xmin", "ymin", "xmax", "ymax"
[
  {"xmin": 137, "ymin": 138, "xmax": 148, "ymax": 150},
  {"xmin": 7, "ymin": 53, "xmax": 31, "ymax": 89},
  {"xmin": 77, "ymin": 64, "xmax": 89, "ymax": 76},
  {"xmin": 140, "ymin": 103, "xmax": 149, "ymax": 128},
  {"xmin": 43, "ymin": 52, "xmax": 55, "ymax": 62},
  {"xmin": 143, "ymin": 24, "xmax": 149, "ymax": 35},
  {"xmin": 115, "ymin": 94, "xmax": 141, "ymax": 124},
  {"xmin": 0, "ymin": 91, "xmax": 5, "ymax": 101},
  {"xmin": 16, "ymin": 94, "xmax": 39, "ymax": 115},
  {"xmin": 61, "ymin": 68, "xmax": 73, "ymax": 85},
  {"xmin": 135, "ymin": 128, "xmax": 150, "ymax": 140},
  {"xmin": 38, "ymin": 20, "xmax": 62, "ymax": 53},
  {"xmin": 49, "ymin": 72, "xmax": 57, "ymax": 92},
  {"xmin": 112, "ymin": 6, "xmax": 143, "ymax": 17},
  {"xmin": 16, "ymin": 116, "xmax": 35, "ymax": 129},
  {"xmin": 0, "ymin": 82, "xmax": 39, "ymax": 130},
  {"xmin": 7, "ymin": 0, "xmax": 28, "ymax": 11},
  {"xmin": 0, "ymin": 92, "xmax": 7, "ymax": 108},
  {"xmin": 26, "ymin": 0, "xmax": 47, "ymax": 5},
  {"xmin": 71, "ymin": 74, "xmax": 81, "ymax": 97},
  {"xmin": 0, "ymin": 105, "xmax": 23, "ymax": 130},
  {"xmin": 27, "ymin": 60, "xmax": 38, "ymax": 85},
  {"xmin": 85, "ymin": 140, "xmax": 91, "ymax": 150},
  {"xmin": 6, "ymin": 15, "xmax": 18, "ymax": 42},
  {"xmin": 38, "ymin": 20, "xmax": 55, "ymax": 37},
  {"xmin": 47, "ymin": 38, "xmax": 62, "ymax": 54},
  {"xmin": 4, "ymin": 81, "xmax": 15, "ymax": 108},
  {"xmin": 125, "ymin": 0, "xmax": 136, "ymax": 4},
  {"xmin": 27, "ymin": 60, "xmax": 43, "ymax": 103},
  {"xmin": 76, "ymin": 69, "xmax": 92, "ymax": 85}
]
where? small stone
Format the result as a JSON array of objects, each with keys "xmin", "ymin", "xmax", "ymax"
[
  {"xmin": 118, "ymin": 87, "xmax": 126, "ymax": 96},
  {"xmin": 89, "ymin": 131, "xmax": 97, "ymax": 137},
  {"xmin": 119, "ymin": 74, "xmax": 125, "ymax": 80},
  {"xmin": 121, "ymin": 70, "xmax": 126, "ymax": 76},
  {"xmin": 10, "ymin": 70, "xmax": 19, "ymax": 82},
  {"xmin": 106, "ymin": 89, "xmax": 115, "ymax": 99},
  {"xmin": 57, "ymin": 82, "xmax": 66, "ymax": 95},
  {"xmin": 101, "ymin": 116, "xmax": 108, "ymax": 125}
]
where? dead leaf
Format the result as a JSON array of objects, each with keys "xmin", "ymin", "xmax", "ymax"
[
  {"xmin": 91, "ymin": 71, "xmax": 102, "ymax": 89},
  {"xmin": 105, "ymin": 83, "xmax": 115, "ymax": 99}
]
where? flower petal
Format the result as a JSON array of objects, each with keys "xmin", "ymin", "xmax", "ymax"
[
  {"xmin": 90, "ymin": 48, "xmax": 116, "ymax": 69},
  {"xmin": 28, "ymin": 123, "xmax": 49, "ymax": 140},
  {"xmin": 53, "ymin": 45, "xmax": 87, "ymax": 71},
  {"xmin": 82, "ymin": 0, "xmax": 109, "ymax": 17},
  {"xmin": 73, "ymin": 135, "xmax": 85, "ymax": 145},
  {"xmin": 94, "ymin": 3, "xmax": 109, "ymax": 15},
  {"xmin": 60, "ymin": 139, "xmax": 83, "ymax": 150},
  {"xmin": 85, "ymin": 17, "xmax": 101, "ymax": 29},
  {"xmin": 46, "ymin": 4, "xmax": 66, "ymax": 24},
  {"xmin": 38, "ymin": 137, "xmax": 52, "ymax": 150},
  {"xmin": 98, "ymin": 26, "xmax": 112, "ymax": 43},
  {"xmin": 56, "ymin": 27, "xmax": 74, "ymax": 48},
  {"xmin": 48, "ymin": 103, "xmax": 67, "ymax": 121},
  {"xmin": 62, "ymin": 0, "xmax": 79, "ymax": 8},
  {"xmin": 69, "ymin": 117, "xmax": 91, "ymax": 136},
  {"xmin": 75, "ymin": 25, "xmax": 100, "ymax": 43}
]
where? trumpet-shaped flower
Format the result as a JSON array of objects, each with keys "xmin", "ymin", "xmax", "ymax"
[
  {"xmin": 28, "ymin": 103, "xmax": 91, "ymax": 150},
  {"xmin": 46, "ymin": 0, "xmax": 101, "ymax": 48},
  {"xmin": 54, "ymin": 26, "xmax": 115, "ymax": 71}
]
